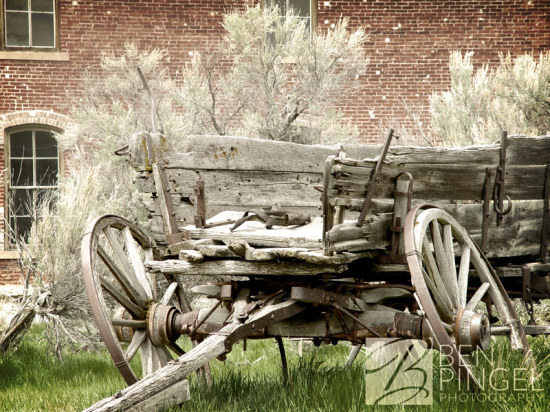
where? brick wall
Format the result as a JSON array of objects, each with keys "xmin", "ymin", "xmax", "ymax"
[
  {"xmin": 317, "ymin": 0, "xmax": 550, "ymax": 141},
  {"xmin": 0, "ymin": 0, "xmax": 549, "ymax": 283},
  {"xmin": 1, "ymin": 1, "xmax": 548, "ymax": 137}
]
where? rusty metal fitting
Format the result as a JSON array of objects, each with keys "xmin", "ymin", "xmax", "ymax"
[{"xmin": 454, "ymin": 309, "xmax": 491, "ymax": 353}]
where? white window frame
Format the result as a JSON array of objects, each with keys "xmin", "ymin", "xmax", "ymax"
[
  {"xmin": 2, "ymin": 0, "xmax": 57, "ymax": 50},
  {"xmin": 6, "ymin": 126, "xmax": 61, "ymax": 245}
]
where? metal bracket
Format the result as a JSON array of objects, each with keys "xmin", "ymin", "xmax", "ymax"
[
  {"xmin": 481, "ymin": 167, "xmax": 494, "ymax": 255},
  {"xmin": 541, "ymin": 165, "xmax": 550, "ymax": 263},
  {"xmin": 494, "ymin": 131, "xmax": 512, "ymax": 225},
  {"xmin": 356, "ymin": 129, "xmax": 396, "ymax": 226}
]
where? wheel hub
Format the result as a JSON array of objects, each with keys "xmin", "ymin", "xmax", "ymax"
[
  {"xmin": 147, "ymin": 303, "xmax": 199, "ymax": 347},
  {"xmin": 454, "ymin": 308, "xmax": 491, "ymax": 353}
]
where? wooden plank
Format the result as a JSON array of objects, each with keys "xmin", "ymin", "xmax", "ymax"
[
  {"xmin": 144, "ymin": 259, "xmax": 347, "ymax": 276},
  {"xmin": 329, "ymin": 163, "xmax": 547, "ymax": 201},
  {"xmin": 129, "ymin": 379, "xmax": 190, "ymax": 412},
  {"xmin": 183, "ymin": 219, "xmax": 323, "ymax": 249},
  {"xmin": 165, "ymin": 134, "xmax": 381, "ymax": 173}
]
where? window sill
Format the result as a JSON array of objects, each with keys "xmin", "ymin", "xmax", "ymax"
[
  {"xmin": 0, "ymin": 51, "xmax": 70, "ymax": 61},
  {"xmin": 0, "ymin": 251, "xmax": 20, "ymax": 260}
]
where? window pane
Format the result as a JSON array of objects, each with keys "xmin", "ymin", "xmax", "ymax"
[
  {"xmin": 290, "ymin": 0, "xmax": 310, "ymax": 17},
  {"xmin": 6, "ymin": 0, "xmax": 28, "ymax": 11},
  {"xmin": 12, "ymin": 189, "xmax": 34, "ymax": 216},
  {"xmin": 31, "ymin": 0, "xmax": 53, "ymax": 12},
  {"xmin": 31, "ymin": 13, "xmax": 54, "ymax": 47},
  {"xmin": 36, "ymin": 188, "xmax": 57, "ymax": 211},
  {"xmin": 6, "ymin": 12, "xmax": 30, "ymax": 47},
  {"xmin": 36, "ymin": 159, "xmax": 58, "ymax": 186},
  {"xmin": 10, "ymin": 131, "xmax": 33, "ymax": 157},
  {"xmin": 11, "ymin": 159, "xmax": 33, "ymax": 186},
  {"xmin": 35, "ymin": 130, "xmax": 58, "ymax": 157},
  {"xmin": 12, "ymin": 216, "xmax": 32, "ymax": 242},
  {"xmin": 267, "ymin": 0, "xmax": 286, "ymax": 12}
]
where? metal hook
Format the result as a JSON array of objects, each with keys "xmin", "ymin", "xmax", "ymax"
[{"xmin": 494, "ymin": 194, "xmax": 512, "ymax": 215}]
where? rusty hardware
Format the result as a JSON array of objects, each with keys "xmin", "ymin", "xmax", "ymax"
[
  {"xmin": 387, "ymin": 312, "xmax": 425, "ymax": 340},
  {"xmin": 231, "ymin": 207, "xmax": 310, "ymax": 231},
  {"xmin": 515, "ymin": 264, "xmax": 537, "ymax": 325},
  {"xmin": 357, "ymin": 128, "xmax": 396, "ymax": 227},
  {"xmin": 290, "ymin": 286, "xmax": 363, "ymax": 312},
  {"xmin": 493, "ymin": 131, "xmax": 512, "ymax": 225},
  {"xmin": 481, "ymin": 168, "xmax": 494, "ymax": 255},
  {"xmin": 541, "ymin": 165, "xmax": 550, "ymax": 263},
  {"xmin": 194, "ymin": 179, "xmax": 206, "ymax": 229},
  {"xmin": 114, "ymin": 144, "xmax": 130, "ymax": 156}
]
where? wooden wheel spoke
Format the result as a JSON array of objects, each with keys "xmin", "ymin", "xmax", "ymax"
[
  {"xmin": 122, "ymin": 227, "xmax": 154, "ymax": 300},
  {"xmin": 465, "ymin": 282, "xmax": 491, "ymax": 312},
  {"xmin": 103, "ymin": 227, "xmax": 149, "ymax": 302},
  {"xmin": 125, "ymin": 330, "xmax": 147, "ymax": 362},
  {"xmin": 443, "ymin": 224, "xmax": 459, "ymax": 299},
  {"xmin": 140, "ymin": 340, "xmax": 167, "ymax": 376},
  {"xmin": 99, "ymin": 276, "xmax": 145, "ymax": 319},
  {"xmin": 457, "ymin": 245, "xmax": 471, "ymax": 308},
  {"xmin": 161, "ymin": 282, "xmax": 179, "ymax": 306},
  {"xmin": 97, "ymin": 245, "xmax": 147, "ymax": 307},
  {"xmin": 422, "ymin": 268, "xmax": 453, "ymax": 319},
  {"xmin": 430, "ymin": 222, "xmax": 458, "ymax": 307},
  {"xmin": 422, "ymin": 236, "xmax": 454, "ymax": 309}
]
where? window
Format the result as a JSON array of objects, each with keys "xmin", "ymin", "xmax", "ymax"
[
  {"xmin": 8, "ymin": 128, "xmax": 59, "ymax": 242},
  {"xmin": 2, "ymin": 0, "xmax": 56, "ymax": 49},
  {"xmin": 266, "ymin": 0, "xmax": 314, "ymax": 32}
]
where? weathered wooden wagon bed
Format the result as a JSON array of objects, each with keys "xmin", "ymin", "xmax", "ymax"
[{"xmin": 82, "ymin": 131, "xmax": 550, "ymax": 411}]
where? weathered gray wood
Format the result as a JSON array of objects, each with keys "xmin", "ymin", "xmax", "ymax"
[
  {"xmin": 128, "ymin": 379, "xmax": 190, "ymax": 412},
  {"xmin": 330, "ymin": 163, "xmax": 547, "ymax": 201},
  {"xmin": 195, "ymin": 244, "xmax": 240, "ymax": 259},
  {"xmin": 183, "ymin": 219, "xmax": 323, "ymax": 249},
  {"xmin": 243, "ymin": 247, "xmax": 371, "ymax": 265},
  {"xmin": 164, "ymin": 135, "xmax": 550, "ymax": 173},
  {"xmin": 178, "ymin": 250, "xmax": 205, "ymax": 263},
  {"xmin": 145, "ymin": 259, "xmax": 347, "ymax": 276}
]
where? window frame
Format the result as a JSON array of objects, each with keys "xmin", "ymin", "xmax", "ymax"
[
  {"xmin": 4, "ymin": 124, "xmax": 62, "ymax": 246},
  {"xmin": 1, "ymin": 0, "xmax": 59, "ymax": 51}
]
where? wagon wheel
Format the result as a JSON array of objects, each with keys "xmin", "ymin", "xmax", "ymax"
[
  {"xmin": 81, "ymin": 215, "xmax": 190, "ymax": 385},
  {"xmin": 404, "ymin": 206, "xmax": 533, "ymax": 389}
]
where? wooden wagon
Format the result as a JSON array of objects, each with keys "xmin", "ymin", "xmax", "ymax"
[{"xmin": 82, "ymin": 130, "xmax": 550, "ymax": 410}]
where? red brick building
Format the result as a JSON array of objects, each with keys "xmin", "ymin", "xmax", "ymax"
[{"xmin": 0, "ymin": 0, "xmax": 549, "ymax": 283}]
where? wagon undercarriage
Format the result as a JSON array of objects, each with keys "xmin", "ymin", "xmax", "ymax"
[{"xmin": 83, "ymin": 131, "xmax": 550, "ymax": 411}]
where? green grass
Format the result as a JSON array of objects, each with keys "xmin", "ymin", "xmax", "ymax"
[{"xmin": 0, "ymin": 325, "xmax": 548, "ymax": 411}]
